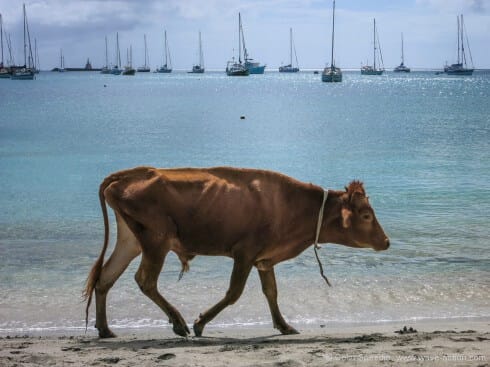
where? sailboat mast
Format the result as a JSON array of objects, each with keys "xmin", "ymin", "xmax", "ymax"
[
  {"xmin": 238, "ymin": 13, "xmax": 242, "ymax": 63},
  {"xmin": 7, "ymin": 33, "xmax": 13, "ymax": 65},
  {"xmin": 1, "ymin": 13, "xmax": 4, "ymax": 66},
  {"xmin": 164, "ymin": 30, "xmax": 168, "ymax": 66},
  {"xmin": 373, "ymin": 18, "xmax": 376, "ymax": 70},
  {"xmin": 401, "ymin": 33, "xmax": 404, "ymax": 64},
  {"xmin": 116, "ymin": 32, "xmax": 121, "ymax": 68},
  {"xmin": 23, "ymin": 4, "xmax": 27, "ymax": 67},
  {"xmin": 456, "ymin": 16, "xmax": 460, "ymax": 64},
  {"xmin": 289, "ymin": 28, "xmax": 293, "ymax": 66},
  {"xmin": 144, "ymin": 34, "xmax": 148, "ymax": 67},
  {"xmin": 105, "ymin": 36, "xmax": 108, "ymax": 68},
  {"xmin": 460, "ymin": 15, "xmax": 466, "ymax": 66},
  {"xmin": 199, "ymin": 31, "xmax": 203, "ymax": 67},
  {"xmin": 331, "ymin": 0, "xmax": 336, "ymax": 67}
]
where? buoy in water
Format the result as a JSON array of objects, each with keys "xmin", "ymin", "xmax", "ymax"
[{"xmin": 240, "ymin": 115, "xmax": 245, "ymax": 120}]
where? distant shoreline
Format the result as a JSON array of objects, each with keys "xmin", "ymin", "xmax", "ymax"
[{"xmin": 40, "ymin": 68, "xmax": 490, "ymax": 73}]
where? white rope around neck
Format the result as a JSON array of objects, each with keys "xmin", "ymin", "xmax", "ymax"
[
  {"xmin": 313, "ymin": 189, "xmax": 331, "ymax": 286},
  {"xmin": 314, "ymin": 189, "xmax": 328, "ymax": 249}
]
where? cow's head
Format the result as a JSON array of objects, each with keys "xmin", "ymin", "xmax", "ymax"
[{"xmin": 327, "ymin": 181, "xmax": 390, "ymax": 251}]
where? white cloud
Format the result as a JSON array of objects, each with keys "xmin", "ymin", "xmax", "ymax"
[{"xmin": 415, "ymin": 0, "xmax": 489, "ymax": 13}]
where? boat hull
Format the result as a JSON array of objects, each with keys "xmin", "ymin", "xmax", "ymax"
[
  {"xmin": 445, "ymin": 64, "xmax": 474, "ymax": 75},
  {"xmin": 227, "ymin": 69, "xmax": 249, "ymax": 76},
  {"xmin": 122, "ymin": 69, "xmax": 135, "ymax": 75},
  {"xmin": 189, "ymin": 65, "xmax": 204, "ymax": 74},
  {"xmin": 446, "ymin": 69, "xmax": 474, "ymax": 75},
  {"xmin": 279, "ymin": 66, "xmax": 299, "ymax": 73},
  {"xmin": 137, "ymin": 67, "xmax": 151, "ymax": 72},
  {"xmin": 247, "ymin": 65, "xmax": 265, "ymax": 74},
  {"xmin": 226, "ymin": 62, "xmax": 249, "ymax": 76},
  {"xmin": 156, "ymin": 68, "xmax": 172, "ymax": 73},
  {"xmin": 322, "ymin": 73, "xmax": 342, "ymax": 82},
  {"xmin": 11, "ymin": 70, "xmax": 35, "ymax": 80},
  {"xmin": 322, "ymin": 67, "xmax": 342, "ymax": 82},
  {"xmin": 361, "ymin": 68, "xmax": 384, "ymax": 75},
  {"xmin": 394, "ymin": 64, "xmax": 410, "ymax": 73}
]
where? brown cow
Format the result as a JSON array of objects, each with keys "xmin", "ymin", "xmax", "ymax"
[{"xmin": 84, "ymin": 166, "xmax": 389, "ymax": 338}]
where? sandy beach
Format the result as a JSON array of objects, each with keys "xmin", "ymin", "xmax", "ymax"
[{"xmin": 1, "ymin": 321, "xmax": 488, "ymax": 367}]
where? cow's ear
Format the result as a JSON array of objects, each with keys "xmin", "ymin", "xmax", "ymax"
[{"xmin": 342, "ymin": 207, "xmax": 352, "ymax": 228}]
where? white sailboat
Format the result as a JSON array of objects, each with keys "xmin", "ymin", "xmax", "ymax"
[
  {"xmin": 137, "ymin": 34, "xmax": 150, "ymax": 72},
  {"xmin": 361, "ymin": 18, "xmax": 384, "ymax": 75},
  {"xmin": 394, "ymin": 33, "xmax": 410, "ymax": 72},
  {"xmin": 156, "ymin": 30, "xmax": 172, "ymax": 73},
  {"xmin": 322, "ymin": 0, "xmax": 342, "ymax": 82},
  {"xmin": 279, "ymin": 28, "xmax": 299, "ymax": 73},
  {"xmin": 122, "ymin": 45, "xmax": 135, "ymax": 75},
  {"xmin": 110, "ymin": 32, "xmax": 122, "ymax": 75},
  {"xmin": 100, "ymin": 36, "xmax": 110, "ymax": 74},
  {"xmin": 444, "ymin": 15, "xmax": 474, "ymax": 75},
  {"xmin": 189, "ymin": 31, "xmax": 204, "ymax": 73},
  {"xmin": 11, "ymin": 4, "xmax": 35, "ymax": 80},
  {"xmin": 226, "ymin": 13, "xmax": 249, "ymax": 76},
  {"xmin": 0, "ymin": 13, "xmax": 10, "ymax": 78}
]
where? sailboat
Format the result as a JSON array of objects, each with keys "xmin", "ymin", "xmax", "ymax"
[
  {"xmin": 110, "ymin": 32, "xmax": 122, "ymax": 75},
  {"xmin": 156, "ymin": 30, "xmax": 172, "ymax": 73},
  {"xmin": 322, "ymin": 0, "xmax": 342, "ymax": 82},
  {"xmin": 361, "ymin": 18, "xmax": 384, "ymax": 75},
  {"xmin": 226, "ymin": 13, "xmax": 249, "ymax": 76},
  {"xmin": 444, "ymin": 15, "xmax": 474, "ymax": 75},
  {"xmin": 137, "ymin": 34, "xmax": 150, "ymax": 72},
  {"xmin": 394, "ymin": 33, "xmax": 410, "ymax": 72},
  {"xmin": 0, "ymin": 13, "xmax": 10, "ymax": 78},
  {"xmin": 58, "ymin": 49, "xmax": 65, "ymax": 72},
  {"xmin": 279, "ymin": 28, "xmax": 299, "ymax": 73},
  {"xmin": 11, "ymin": 4, "xmax": 35, "ymax": 80},
  {"xmin": 100, "ymin": 36, "xmax": 111, "ymax": 74},
  {"xmin": 122, "ymin": 45, "xmax": 135, "ymax": 75},
  {"xmin": 189, "ymin": 31, "xmax": 204, "ymax": 73},
  {"xmin": 241, "ymin": 14, "xmax": 266, "ymax": 74}
]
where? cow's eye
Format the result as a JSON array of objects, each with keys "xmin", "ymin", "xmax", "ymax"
[{"xmin": 361, "ymin": 212, "xmax": 372, "ymax": 221}]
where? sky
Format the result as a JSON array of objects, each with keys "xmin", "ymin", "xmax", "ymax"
[{"xmin": 0, "ymin": 0, "xmax": 489, "ymax": 70}]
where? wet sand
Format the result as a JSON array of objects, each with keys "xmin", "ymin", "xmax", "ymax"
[{"xmin": 1, "ymin": 321, "xmax": 488, "ymax": 366}]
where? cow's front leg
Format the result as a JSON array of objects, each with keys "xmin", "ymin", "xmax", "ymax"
[
  {"xmin": 193, "ymin": 258, "xmax": 253, "ymax": 336},
  {"xmin": 258, "ymin": 268, "xmax": 299, "ymax": 335}
]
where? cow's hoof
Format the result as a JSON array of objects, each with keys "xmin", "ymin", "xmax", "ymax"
[
  {"xmin": 279, "ymin": 326, "xmax": 299, "ymax": 335},
  {"xmin": 98, "ymin": 329, "xmax": 116, "ymax": 338},
  {"xmin": 193, "ymin": 319, "xmax": 204, "ymax": 337},
  {"xmin": 172, "ymin": 322, "xmax": 190, "ymax": 337}
]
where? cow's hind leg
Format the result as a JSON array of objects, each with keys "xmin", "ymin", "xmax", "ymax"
[
  {"xmin": 95, "ymin": 213, "xmax": 141, "ymax": 338},
  {"xmin": 258, "ymin": 268, "xmax": 299, "ymax": 335},
  {"xmin": 135, "ymin": 249, "xmax": 190, "ymax": 337},
  {"xmin": 193, "ymin": 258, "xmax": 253, "ymax": 337}
]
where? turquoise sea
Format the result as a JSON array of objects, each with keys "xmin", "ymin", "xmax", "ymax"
[{"xmin": 0, "ymin": 70, "xmax": 489, "ymax": 335}]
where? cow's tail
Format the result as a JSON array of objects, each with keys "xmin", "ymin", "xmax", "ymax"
[{"xmin": 82, "ymin": 175, "xmax": 113, "ymax": 331}]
